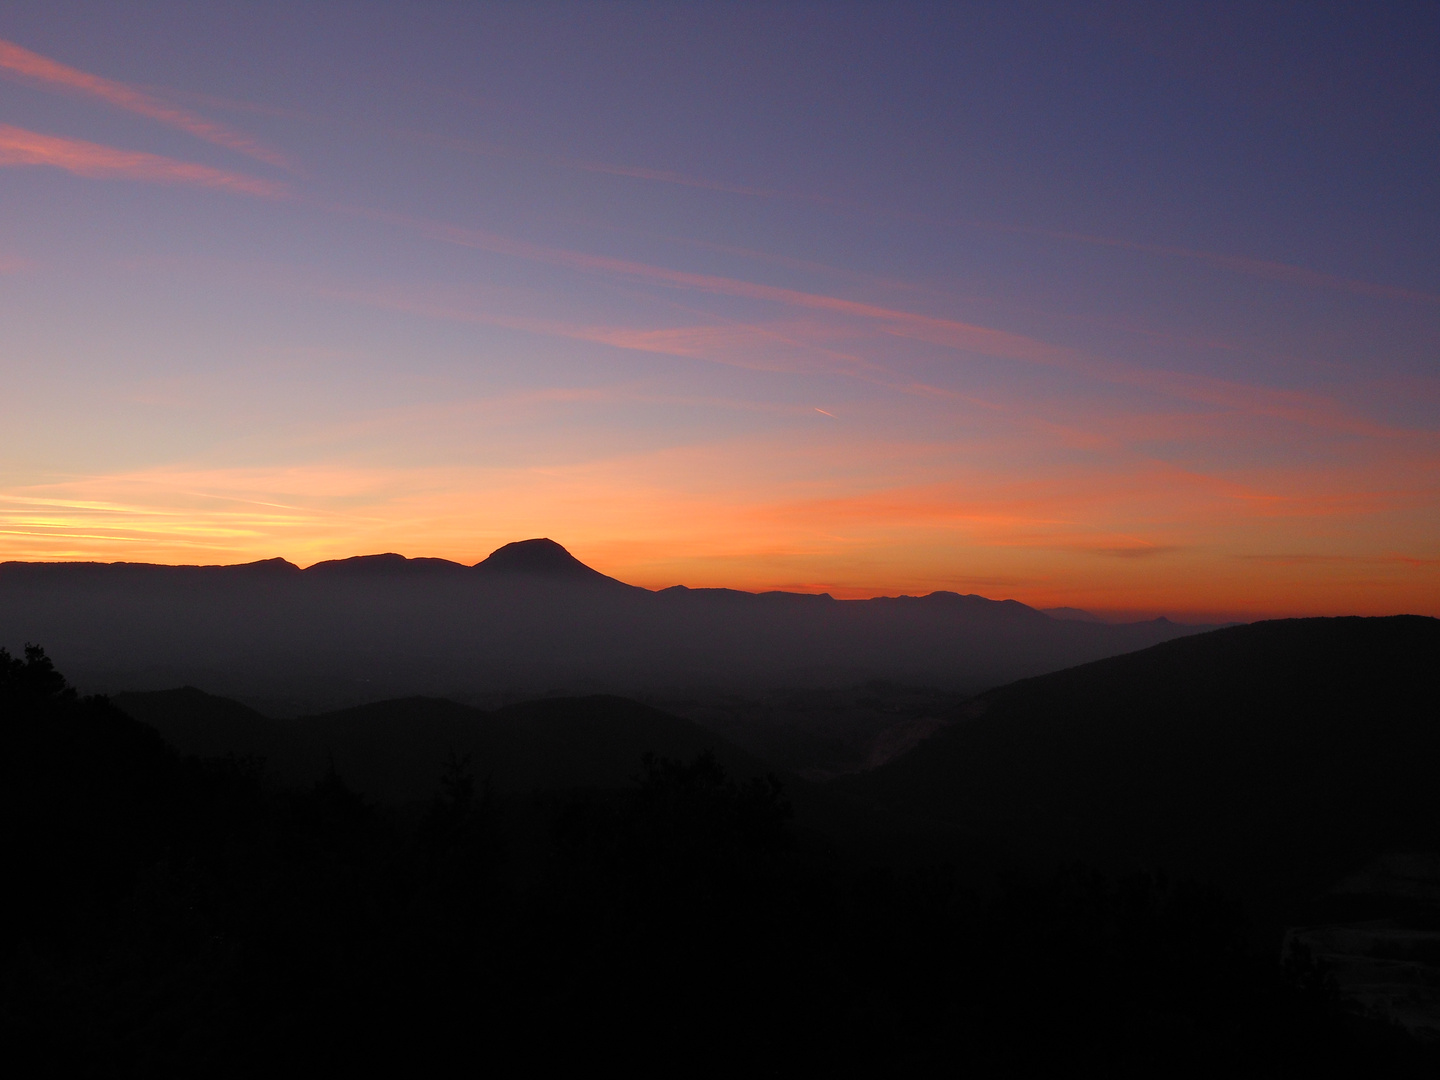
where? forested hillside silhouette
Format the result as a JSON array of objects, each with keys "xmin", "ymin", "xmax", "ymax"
[
  {"xmin": 845, "ymin": 616, "xmax": 1440, "ymax": 911},
  {"xmin": 4, "ymin": 642, "xmax": 1435, "ymax": 1074},
  {"xmin": 114, "ymin": 687, "xmax": 770, "ymax": 801}
]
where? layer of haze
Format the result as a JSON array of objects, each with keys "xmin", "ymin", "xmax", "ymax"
[{"xmin": 0, "ymin": 1, "xmax": 1436, "ymax": 619}]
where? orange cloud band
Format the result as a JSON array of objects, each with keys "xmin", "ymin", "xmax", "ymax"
[
  {"xmin": 0, "ymin": 124, "xmax": 287, "ymax": 198},
  {"xmin": 0, "ymin": 37, "xmax": 290, "ymax": 169}
]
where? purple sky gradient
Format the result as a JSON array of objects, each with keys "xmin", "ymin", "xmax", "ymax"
[{"xmin": 0, "ymin": 2, "xmax": 1436, "ymax": 618}]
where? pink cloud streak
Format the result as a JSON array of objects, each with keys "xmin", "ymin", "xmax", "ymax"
[
  {"xmin": 435, "ymin": 136, "xmax": 1437, "ymax": 308},
  {"xmin": 361, "ymin": 210, "xmax": 1073, "ymax": 367},
  {"xmin": 345, "ymin": 207, "xmax": 1414, "ymax": 438},
  {"xmin": 314, "ymin": 283, "xmax": 888, "ymax": 381},
  {"xmin": 187, "ymin": 87, "xmax": 1425, "ymax": 310},
  {"xmin": 1024, "ymin": 225, "xmax": 1440, "ymax": 307},
  {"xmin": 0, "ymin": 37, "xmax": 290, "ymax": 169},
  {"xmin": 0, "ymin": 124, "xmax": 287, "ymax": 197}
]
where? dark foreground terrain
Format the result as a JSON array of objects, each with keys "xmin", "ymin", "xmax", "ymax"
[{"xmin": 3, "ymin": 616, "xmax": 1438, "ymax": 1074}]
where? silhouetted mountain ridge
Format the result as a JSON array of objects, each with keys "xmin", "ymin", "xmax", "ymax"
[
  {"xmin": 475, "ymin": 537, "xmax": 632, "ymax": 585},
  {"xmin": 843, "ymin": 615, "xmax": 1440, "ymax": 917},
  {"xmin": 305, "ymin": 552, "xmax": 471, "ymax": 578},
  {"xmin": 1, "ymin": 538, "xmax": 1217, "ymax": 710},
  {"xmin": 115, "ymin": 686, "xmax": 768, "ymax": 802}
]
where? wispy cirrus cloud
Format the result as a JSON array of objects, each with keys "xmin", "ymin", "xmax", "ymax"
[
  {"xmin": 342, "ymin": 208, "xmax": 1419, "ymax": 438},
  {"xmin": 1009, "ymin": 224, "xmax": 1440, "ymax": 307},
  {"xmin": 0, "ymin": 37, "xmax": 291, "ymax": 169},
  {"xmin": 577, "ymin": 320, "xmax": 887, "ymax": 377},
  {"xmin": 351, "ymin": 208, "xmax": 1075, "ymax": 366},
  {"xmin": 663, "ymin": 234, "xmax": 924, "ymax": 293},
  {"xmin": 545, "ymin": 154, "xmax": 786, "ymax": 199},
  {"xmin": 324, "ymin": 120, "xmax": 792, "ymax": 200},
  {"xmin": 315, "ymin": 282, "xmax": 890, "ymax": 381},
  {"xmin": 188, "ymin": 84, "xmax": 1430, "ymax": 309},
  {"xmin": 0, "ymin": 124, "xmax": 287, "ymax": 197},
  {"xmin": 420, "ymin": 129, "xmax": 1440, "ymax": 308}
]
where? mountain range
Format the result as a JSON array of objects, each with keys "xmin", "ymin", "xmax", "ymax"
[
  {"xmin": 9, "ymin": 576, "xmax": 1436, "ymax": 1055},
  {"xmin": 113, "ymin": 687, "xmax": 770, "ymax": 804},
  {"xmin": 0, "ymin": 538, "xmax": 1211, "ymax": 713}
]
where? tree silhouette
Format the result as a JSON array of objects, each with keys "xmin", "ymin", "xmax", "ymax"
[{"xmin": 0, "ymin": 642, "xmax": 73, "ymax": 703}]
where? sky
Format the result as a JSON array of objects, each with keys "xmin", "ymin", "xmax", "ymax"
[{"xmin": 0, "ymin": 1, "xmax": 1436, "ymax": 618}]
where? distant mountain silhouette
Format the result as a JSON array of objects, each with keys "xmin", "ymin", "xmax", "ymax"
[
  {"xmin": 305, "ymin": 552, "xmax": 471, "ymax": 578},
  {"xmin": 1042, "ymin": 606, "xmax": 1106, "ymax": 623},
  {"xmin": 109, "ymin": 684, "xmax": 277, "ymax": 759},
  {"xmin": 1, "ymin": 539, "xmax": 1214, "ymax": 711},
  {"xmin": 843, "ymin": 615, "xmax": 1440, "ymax": 917},
  {"xmin": 475, "ymin": 537, "xmax": 632, "ymax": 585},
  {"xmin": 111, "ymin": 683, "xmax": 1000, "ymax": 878},
  {"xmin": 116, "ymin": 687, "xmax": 767, "ymax": 802},
  {"xmin": 301, "ymin": 540, "xmax": 632, "ymax": 586},
  {"xmin": 662, "ymin": 682, "xmax": 969, "ymax": 780}
]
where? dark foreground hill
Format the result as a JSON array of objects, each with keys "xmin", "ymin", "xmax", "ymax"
[
  {"xmin": 844, "ymin": 616, "xmax": 1440, "ymax": 916},
  {"xmin": 115, "ymin": 686, "xmax": 769, "ymax": 802},
  {"xmin": 0, "ymin": 539, "xmax": 1209, "ymax": 711},
  {"xmin": 838, "ymin": 615, "xmax": 1440, "ymax": 1043},
  {"xmin": 5, "ymin": 643, "xmax": 1435, "ymax": 1074}
]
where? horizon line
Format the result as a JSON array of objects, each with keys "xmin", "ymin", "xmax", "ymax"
[{"xmin": 0, "ymin": 546, "xmax": 1364, "ymax": 626}]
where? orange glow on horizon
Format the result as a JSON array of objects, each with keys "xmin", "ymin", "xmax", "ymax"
[{"xmin": 1, "ymin": 450, "xmax": 1435, "ymax": 621}]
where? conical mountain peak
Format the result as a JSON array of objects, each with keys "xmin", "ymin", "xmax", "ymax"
[{"xmin": 474, "ymin": 538, "xmax": 618, "ymax": 583}]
